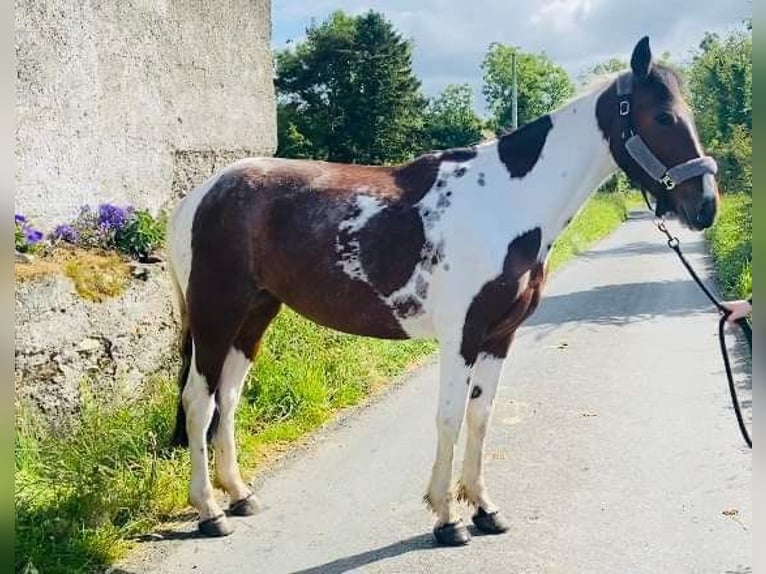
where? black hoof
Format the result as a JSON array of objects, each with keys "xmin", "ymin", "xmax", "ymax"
[
  {"xmin": 229, "ymin": 492, "xmax": 259, "ymax": 517},
  {"xmin": 472, "ymin": 507, "xmax": 510, "ymax": 534},
  {"xmin": 198, "ymin": 514, "xmax": 233, "ymax": 537},
  {"xmin": 433, "ymin": 520, "xmax": 471, "ymax": 546}
]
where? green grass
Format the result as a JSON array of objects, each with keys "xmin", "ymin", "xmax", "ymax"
[
  {"xmin": 706, "ymin": 193, "xmax": 752, "ymax": 299},
  {"xmin": 15, "ymin": 316, "xmax": 434, "ymax": 574},
  {"xmin": 14, "ymin": 190, "xmax": 633, "ymax": 574},
  {"xmin": 547, "ymin": 191, "xmax": 634, "ymax": 272}
]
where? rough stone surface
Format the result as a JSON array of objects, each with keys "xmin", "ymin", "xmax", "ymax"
[
  {"xmin": 15, "ymin": 265, "xmax": 178, "ymax": 421},
  {"xmin": 15, "ymin": 0, "xmax": 277, "ymax": 227}
]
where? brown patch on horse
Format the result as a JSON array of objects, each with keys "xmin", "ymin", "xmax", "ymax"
[
  {"xmin": 441, "ymin": 146, "xmax": 478, "ymax": 163},
  {"xmin": 395, "ymin": 153, "xmax": 443, "ymax": 204},
  {"xmin": 497, "ymin": 116, "xmax": 553, "ymax": 179},
  {"xmin": 357, "ymin": 203, "xmax": 426, "ymax": 296},
  {"xmin": 189, "ymin": 161, "xmax": 417, "ymax": 359},
  {"xmin": 481, "ymin": 261, "xmax": 546, "ymax": 359},
  {"xmin": 460, "ymin": 228, "xmax": 545, "ymax": 364}
]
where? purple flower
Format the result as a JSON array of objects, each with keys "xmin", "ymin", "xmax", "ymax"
[
  {"xmin": 15, "ymin": 214, "xmax": 27, "ymax": 225},
  {"xmin": 24, "ymin": 228, "xmax": 43, "ymax": 244},
  {"xmin": 98, "ymin": 204, "xmax": 131, "ymax": 231},
  {"xmin": 50, "ymin": 224, "xmax": 78, "ymax": 243}
]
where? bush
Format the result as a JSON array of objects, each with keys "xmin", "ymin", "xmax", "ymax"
[
  {"xmin": 706, "ymin": 194, "xmax": 752, "ymax": 299},
  {"xmin": 707, "ymin": 125, "xmax": 752, "ymax": 196},
  {"xmin": 115, "ymin": 209, "xmax": 168, "ymax": 258}
]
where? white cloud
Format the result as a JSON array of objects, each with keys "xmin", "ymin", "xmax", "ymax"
[{"xmin": 530, "ymin": 0, "xmax": 600, "ymax": 32}]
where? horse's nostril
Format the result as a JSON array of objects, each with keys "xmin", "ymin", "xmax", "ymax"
[{"xmin": 696, "ymin": 198, "xmax": 717, "ymax": 228}]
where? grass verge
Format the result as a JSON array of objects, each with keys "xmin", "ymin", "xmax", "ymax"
[
  {"xmin": 547, "ymin": 191, "xmax": 633, "ymax": 272},
  {"xmin": 705, "ymin": 193, "xmax": 752, "ymax": 299},
  {"xmin": 14, "ymin": 190, "xmax": 633, "ymax": 573}
]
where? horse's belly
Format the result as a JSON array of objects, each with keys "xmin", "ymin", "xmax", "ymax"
[{"xmin": 278, "ymin": 293, "xmax": 412, "ymax": 340}]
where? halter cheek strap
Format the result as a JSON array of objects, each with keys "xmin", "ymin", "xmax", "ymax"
[{"xmin": 616, "ymin": 72, "xmax": 718, "ymax": 191}]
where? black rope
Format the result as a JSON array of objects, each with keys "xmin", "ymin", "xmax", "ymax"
[{"xmin": 654, "ymin": 219, "xmax": 752, "ymax": 448}]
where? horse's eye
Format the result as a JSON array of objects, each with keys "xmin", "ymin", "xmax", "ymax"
[{"xmin": 655, "ymin": 112, "xmax": 677, "ymax": 126}]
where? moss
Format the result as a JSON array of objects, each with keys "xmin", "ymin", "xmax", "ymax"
[{"xmin": 63, "ymin": 253, "xmax": 130, "ymax": 302}]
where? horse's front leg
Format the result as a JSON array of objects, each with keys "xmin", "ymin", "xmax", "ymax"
[
  {"xmin": 459, "ymin": 345, "xmax": 511, "ymax": 535},
  {"xmin": 425, "ymin": 343, "xmax": 472, "ymax": 546}
]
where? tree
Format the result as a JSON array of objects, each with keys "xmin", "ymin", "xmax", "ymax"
[
  {"xmin": 481, "ymin": 43, "xmax": 574, "ymax": 131},
  {"xmin": 422, "ymin": 84, "xmax": 484, "ymax": 150},
  {"xmin": 688, "ymin": 27, "xmax": 752, "ymax": 194},
  {"xmin": 577, "ymin": 58, "xmax": 627, "ymax": 86},
  {"xmin": 274, "ymin": 10, "xmax": 426, "ymax": 164}
]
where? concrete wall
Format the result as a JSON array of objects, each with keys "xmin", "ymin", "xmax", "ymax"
[
  {"xmin": 15, "ymin": 265, "xmax": 177, "ymax": 419},
  {"xmin": 15, "ymin": 0, "xmax": 276, "ymax": 228}
]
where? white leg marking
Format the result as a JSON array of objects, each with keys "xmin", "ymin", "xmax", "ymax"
[
  {"xmin": 426, "ymin": 344, "xmax": 472, "ymax": 525},
  {"xmin": 461, "ymin": 352, "xmax": 505, "ymax": 512},
  {"xmin": 213, "ymin": 348, "xmax": 253, "ymax": 502},
  {"xmin": 183, "ymin": 345, "xmax": 223, "ymax": 521}
]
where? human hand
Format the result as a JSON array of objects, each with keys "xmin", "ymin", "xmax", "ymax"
[{"xmin": 721, "ymin": 299, "xmax": 752, "ymax": 323}]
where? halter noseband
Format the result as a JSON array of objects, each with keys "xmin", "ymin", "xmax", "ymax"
[{"xmin": 615, "ymin": 72, "xmax": 717, "ymax": 196}]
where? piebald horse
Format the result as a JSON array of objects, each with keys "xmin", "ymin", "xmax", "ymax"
[{"xmin": 168, "ymin": 37, "xmax": 718, "ymax": 544}]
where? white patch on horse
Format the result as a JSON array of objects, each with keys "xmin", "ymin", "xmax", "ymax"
[
  {"xmin": 335, "ymin": 194, "xmax": 386, "ymax": 282},
  {"xmin": 182, "ymin": 343, "xmax": 222, "ymax": 521},
  {"xmin": 213, "ymin": 347, "xmax": 253, "ymax": 503}
]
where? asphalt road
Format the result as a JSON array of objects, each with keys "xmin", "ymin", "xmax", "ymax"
[{"xmin": 122, "ymin": 210, "xmax": 751, "ymax": 574}]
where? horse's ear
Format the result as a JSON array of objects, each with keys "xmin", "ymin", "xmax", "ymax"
[{"xmin": 630, "ymin": 36, "xmax": 652, "ymax": 78}]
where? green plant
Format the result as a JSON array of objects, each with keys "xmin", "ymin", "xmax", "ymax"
[
  {"xmin": 15, "ymin": 214, "xmax": 44, "ymax": 254},
  {"xmin": 706, "ymin": 194, "xmax": 752, "ymax": 299},
  {"xmin": 115, "ymin": 209, "xmax": 167, "ymax": 258}
]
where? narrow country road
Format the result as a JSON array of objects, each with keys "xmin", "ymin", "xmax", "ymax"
[{"xmin": 121, "ymin": 210, "xmax": 751, "ymax": 574}]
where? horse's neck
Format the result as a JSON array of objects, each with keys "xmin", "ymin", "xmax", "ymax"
[{"xmin": 470, "ymin": 86, "xmax": 619, "ymax": 249}]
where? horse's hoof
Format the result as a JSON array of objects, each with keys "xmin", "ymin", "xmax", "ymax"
[
  {"xmin": 198, "ymin": 514, "xmax": 233, "ymax": 537},
  {"xmin": 229, "ymin": 492, "xmax": 259, "ymax": 517},
  {"xmin": 433, "ymin": 520, "xmax": 471, "ymax": 546},
  {"xmin": 472, "ymin": 507, "xmax": 510, "ymax": 534}
]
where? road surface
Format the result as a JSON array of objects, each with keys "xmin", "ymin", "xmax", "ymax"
[{"xmin": 121, "ymin": 210, "xmax": 751, "ymax": 574}]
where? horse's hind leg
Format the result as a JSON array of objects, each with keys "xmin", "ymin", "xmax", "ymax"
[
  {"xmin": 182, "ymin": 343, "xmax": 229, "ymax": 536},
  {"xmin": 214, "ymin": 292, "xmax": 281, "ymax": 517}
]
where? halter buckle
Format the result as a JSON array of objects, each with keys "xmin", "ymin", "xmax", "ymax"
[
  {"xmin": 660, "ymin": 173, "xmax": 676, "ymax": 190},
  {"xmin": 619, "ymin": 100, "xmax": 630, "ymax": 116}
]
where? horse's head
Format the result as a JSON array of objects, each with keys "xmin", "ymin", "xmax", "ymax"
[{"xmin": 599, "ymin": 37, "xmax": 719, "ymax": 230}]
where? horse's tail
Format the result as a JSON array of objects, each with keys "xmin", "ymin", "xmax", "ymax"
[{"xmin": 168, "ymin": 250, "xmax": 192, "ymax": 448}]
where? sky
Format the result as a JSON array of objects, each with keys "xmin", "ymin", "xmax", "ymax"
[{"xmin": 272, "ymin": 0, "xmax": 751, "ymax": 116}]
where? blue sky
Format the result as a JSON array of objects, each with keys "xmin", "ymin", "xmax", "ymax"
[{"xmin": 272, "ymin": 0, "xmax": 750, "ymax": 115}]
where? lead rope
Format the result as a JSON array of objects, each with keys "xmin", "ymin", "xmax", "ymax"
[{"xmin": 650, "ymin": 214, "xmax": 752, "ymax": 448}]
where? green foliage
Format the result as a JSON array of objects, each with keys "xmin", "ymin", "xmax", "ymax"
[
  {"xmin": 706, "ymin": 194, "xmax": 752, "ymax": 299},
  {"xmin": 577, "ymin": 57, "xmax": 627, "ymax": 86},
  {"xmin": 115, "ymin": 209, "xmax": 168, "ymax": 258},
  {"xmin": 547, "ymin": 192, "xmax": 631, "ymax": 272},
  {"xmin": 15, "ymin": 378, "xmax": 189, "ymax": 574},
  {"xmin": 688, "ymin": 27, "xmax": 751, "ymax": 194},
  {"xmin": 481, "ymin": 43, "xmax": 575, "ymax": 131},
  {"xmin": 275, "ymin": 10, "xmax": 426, "ymax": 164},
  {"xmin": 422, "ymin": 84, "xmax": 484, "ymax": 150}
]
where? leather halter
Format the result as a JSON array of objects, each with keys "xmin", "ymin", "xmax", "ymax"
[{"xmin": 615, "ymin": 72, "xmax": 717, "ymax": 202}]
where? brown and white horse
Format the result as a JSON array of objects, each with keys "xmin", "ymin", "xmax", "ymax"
[{"xmin": 167, "ymin": 37, "xmax": 718, "ymax": 544}]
